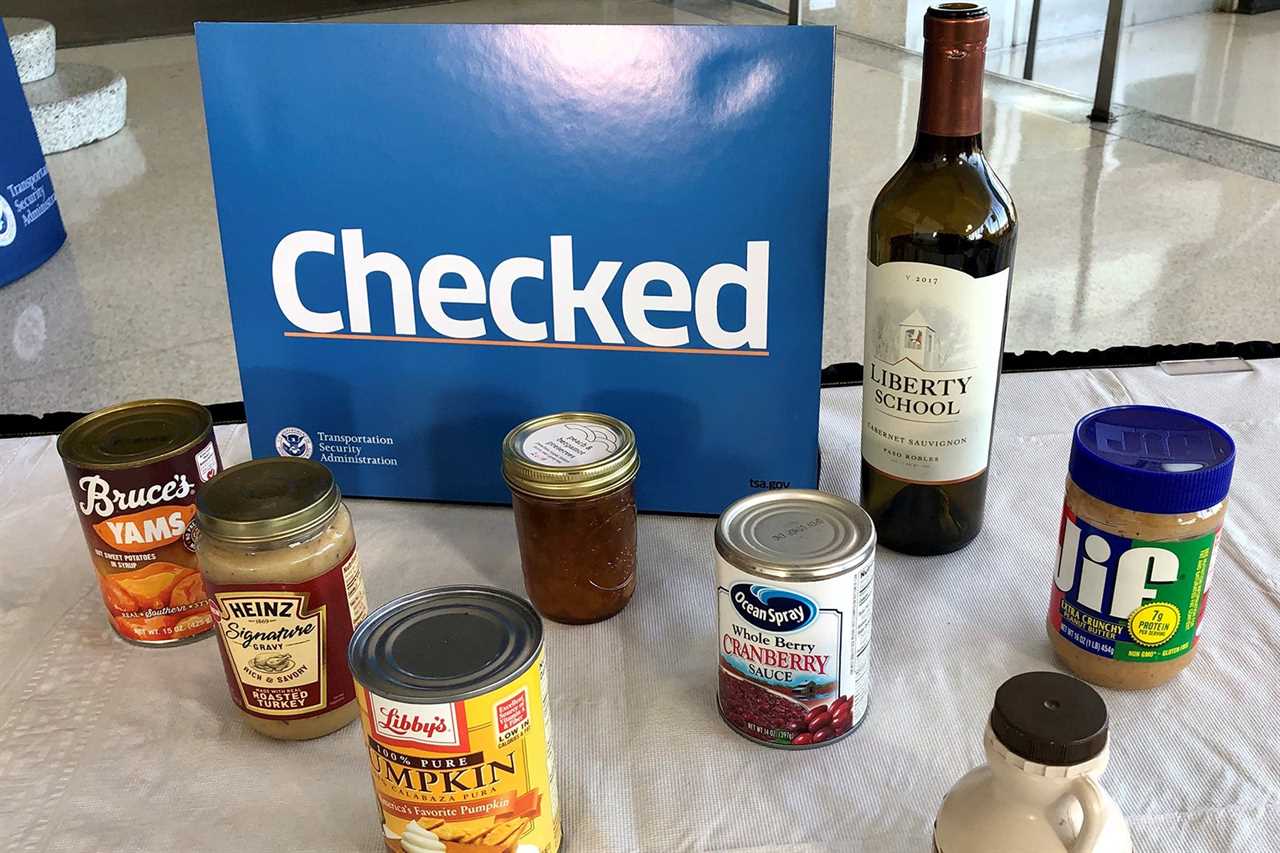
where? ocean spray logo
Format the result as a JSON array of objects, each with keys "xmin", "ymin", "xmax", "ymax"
[
  {"xmin": 0, "ymin": 195, "xmax": 17, "ymax": 247},
  {"xmin": 275, "ymin": 427, "xmax": 313, "ymax": 458},
  {"xmin": 731, "ymin": 583, "xmax": 816, "ymax": 632},
  {"xmin": 271, "ymin": 231, "xmax": 769, "ymax": 355}
]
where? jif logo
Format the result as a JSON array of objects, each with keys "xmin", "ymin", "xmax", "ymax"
[{"xmin": 1054, "ymin": 516, "xmax": 1180, "ymax": 617}]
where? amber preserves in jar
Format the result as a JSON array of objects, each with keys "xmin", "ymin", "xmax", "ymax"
[
  {"xmin": 503, "ymin": 412, "xmax": 639, "ymax": 624},
  {"xmin": 1048, "ymin": 406, "xmax": 1234, "ymax": 691},
  {"xmin": 197, "ymin": 458, "xmax": 369, "ymax": 739}
]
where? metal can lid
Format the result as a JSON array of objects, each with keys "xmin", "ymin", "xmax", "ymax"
[
  {"xmin": 57, "ymin": 399, "xmax": 212, "ymax": 469},
  {"xmin": 716, "ymin": 489, "xmax": 876, "ymax": 581},
  {"xmin": 502, "ymin": 412, "xmax": 639, "ymax": 499},
  {"xmin": 348, "ymin": 586, "xmax": 544, "ymax": 704},
  {"xmin": 196, "ymin": 457, "xmax": 340, "ymax": 545}
]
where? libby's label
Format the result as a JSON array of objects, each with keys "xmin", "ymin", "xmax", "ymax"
[
  {"xmin": 356, "ymin": 649, "xmax": 561, "ymax": 852},
  {"xmin": 716, "ymin": 556, "xmax": 874, "ymax": 746},
  {"xmin": 1049, "ymin": 506, "xmax": 1218, "ymax": 663},
  {"xmin": 63, "ymin": 439, "xmax": 221, "ymax": 644},
  {"xmin": 207, "ymin": 549, "xmax": 368, "ymax": 719},
  {"xmin": 861, "ymin": 260, "xmax": 1009, "ymax": 483},
  {"xmin": 368, "ymin": 694, "xmax": 466, "ymax": 749}
]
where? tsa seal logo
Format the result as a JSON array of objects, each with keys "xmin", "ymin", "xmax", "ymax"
[
  {"xmin": 0, "ymin": 195, "xmax": 17, "ymax": 248},
  {"xmin": 275, "ymin": 426, "xmax": 313, "ymax": 459}
]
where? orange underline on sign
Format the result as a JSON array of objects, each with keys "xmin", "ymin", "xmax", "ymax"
[{"xmin": 283, "ymin": 331, "xmax": 769, "ymax": 357}]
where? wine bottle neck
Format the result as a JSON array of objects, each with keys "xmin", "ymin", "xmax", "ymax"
[
  {"xmin": 916, "ymin": 8, "xmax": 989, "ymax": 139},
  {"xmin": 911, "ymin": 131, "xmax": 984, "ymax": 161}
]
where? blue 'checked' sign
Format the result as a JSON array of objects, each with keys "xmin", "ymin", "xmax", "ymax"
[{"xmin": 197, "ymin": 22, "xmax": 834, "ymax": 514}]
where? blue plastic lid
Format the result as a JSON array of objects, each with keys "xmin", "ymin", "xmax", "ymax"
[{"xmin": 1070, "ymin": 406, "xmax": 1234, "ymax": 515}]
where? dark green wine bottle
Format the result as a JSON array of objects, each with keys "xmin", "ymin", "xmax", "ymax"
[{"xmin": 860, "ymin": 3, "xmax": 1017, "ymax": 556}]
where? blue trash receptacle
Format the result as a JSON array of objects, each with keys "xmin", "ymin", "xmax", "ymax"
[{"xmin": 1, "ymin": 18, "xmax": 66, "ymax": 287}]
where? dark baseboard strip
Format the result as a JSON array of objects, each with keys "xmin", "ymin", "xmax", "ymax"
[
  {"xmin": 2, "ymin": 341, "xmax": 1276, "ymax": 438},
  {"xmin": 821, "ymin": 340, "xmax": 1280, "ymax": 387},
  {"xmin": 0, "ymin": 401, "xmax": 251, "ymax": 440}
]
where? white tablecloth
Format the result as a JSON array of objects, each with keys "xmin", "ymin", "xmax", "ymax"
[{"xmin": 2, "ymin": 362, "xmax": 1278, "ymax": 853}]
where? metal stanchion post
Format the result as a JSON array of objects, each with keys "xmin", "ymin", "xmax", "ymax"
[
  {"xmin": 789, "ymin": 0, "xmax": 802, "ymax": 25},
  {"xmin": 1023, "ymin": 0, "xmax": 1042, "ymax": 80},
  {"xmin": 1090, "ymin": 0, "xmax": 1125, "ymax": 122}
]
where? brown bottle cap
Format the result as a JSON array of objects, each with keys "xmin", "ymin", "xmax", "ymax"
[{"xmin": 990, "ymin": 672, "xmax": 1109, "ymax": 766}]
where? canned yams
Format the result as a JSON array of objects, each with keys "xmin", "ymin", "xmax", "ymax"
[{"xmin": 57, "ymin": 399, "xmax": 222, "ymax": 646}]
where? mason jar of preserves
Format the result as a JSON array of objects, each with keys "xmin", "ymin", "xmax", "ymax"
[
  {"xmin": 196, "ymin": 458, "xmax": 368, "ymax": 739},
  {"xmin": 503, "ymin": 412, "xmax": 639, "ymax": 624}
]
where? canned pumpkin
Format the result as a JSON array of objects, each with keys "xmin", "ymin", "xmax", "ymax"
[{"xmin": 348, "ymin": 586, "xmax": 561, "ymax": 853}]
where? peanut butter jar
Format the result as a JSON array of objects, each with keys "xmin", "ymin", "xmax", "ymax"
[
  {"xmin": 1048, "ymin": 406, "xmax": 1234, "ymax": 690},
  {"xmin": 503, "ymin": 412, "xmax": 639, "ymax": 624}
]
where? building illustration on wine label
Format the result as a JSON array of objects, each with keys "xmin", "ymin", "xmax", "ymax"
[
  {"xmin": 862, "ymin": 261, "xmax": 1009, "ymax": 485},
  {"xmin": 895, "ymin": 310, "xmax": 940, "ymax": 370}
]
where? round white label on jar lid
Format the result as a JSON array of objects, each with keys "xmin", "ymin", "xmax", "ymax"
[{"xmin": 521, "ymin": 421, "xmax": 621, "ymax": 467}]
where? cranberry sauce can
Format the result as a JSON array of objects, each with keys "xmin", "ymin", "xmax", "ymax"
[{"xmin": 715, "ymin": 489, "xmax": 876, "ymax": 748}]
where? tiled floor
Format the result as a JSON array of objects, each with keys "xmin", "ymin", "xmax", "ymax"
[
  {"xmin": 2, "ymin": 0, "xmax": 1280, "ymax": 416},
  {"xmin": 988, "ymin": 10, "xmax": 1280, "ymax": 146}
]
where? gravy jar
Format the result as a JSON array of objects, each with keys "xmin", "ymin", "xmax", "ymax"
[
  {"xmin": 196, "ymin": 458, "xmax": 369, "ymax": 739},
  {"xmin": 503, "ymin": 412, "xmax": 639, "ymax": 624}
]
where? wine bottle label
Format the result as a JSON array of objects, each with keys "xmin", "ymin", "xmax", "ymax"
[{"xmin": 862, "ymin": 260, "xmax": 1009, "ymax": 483}]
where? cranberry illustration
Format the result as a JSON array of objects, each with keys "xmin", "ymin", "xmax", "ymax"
[
  {"xmin": 805, "ymin": 711, "xmax": 833, "ymax": 733},
  {"xmin": 718, "ymin": 669, "xmax": 806, "ymax": 740}
]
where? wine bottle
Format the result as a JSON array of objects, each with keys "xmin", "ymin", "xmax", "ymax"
[{"xmin": 860, "ymin": 2, "xmax": 1017, "ymax": 556}]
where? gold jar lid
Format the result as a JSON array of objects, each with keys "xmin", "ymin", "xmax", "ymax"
[
  {"xmin": 196, "ymin": 457, "xmax": 340, "ymax": 544},
  {"xmin": 502, "ymin": 412, "xmax": 639, "ymax": 499},
  {"xmin": 57, "ymin": 398, "xmax": 212, "ymax": 469}
]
